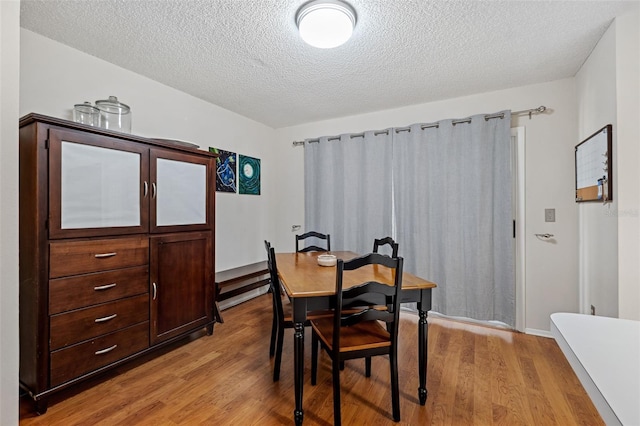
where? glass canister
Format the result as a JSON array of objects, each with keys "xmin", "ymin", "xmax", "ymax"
[
  {"xmin": 95, "ymin": 96, "xmax": 131, "ymax": 133},
  {"xmin": 73, "ymin": 102, "xmax": 100, "ymax": 126}
]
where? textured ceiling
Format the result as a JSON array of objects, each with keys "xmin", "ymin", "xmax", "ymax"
[{"xmin": 20, "ymin": 0, "xmax": 634, "ymax": 128}]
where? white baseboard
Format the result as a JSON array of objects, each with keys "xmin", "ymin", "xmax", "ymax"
[
  {"xmin": 428, "ymin": 311, "xmax": 513, "ymax": 330},
  {"xmin": 524, "ymin": 327, "xmax": 553, "ymax": 338}
]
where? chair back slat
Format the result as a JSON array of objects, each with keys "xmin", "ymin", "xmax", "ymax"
[
  {"xmin": 343, "ymin": 281, "xmax": 396, "ymax": 299},
  {"xmin": 298, "ymin": 245, "xmax": 327, "ymax": 253},
  {"xmin": 373, "ymin": 236, "xmax": 399, "ymax": 258},
  {"xmin": 296, "ymin": 231, "xmax": 331, "ymax": 252},
  {"xmin": 341, "ymin": 308, "xmax": 394, "ymax": 327},
  {"xmin": 341, "ymin": 281, "xmax": 392, "ymax": 309}
]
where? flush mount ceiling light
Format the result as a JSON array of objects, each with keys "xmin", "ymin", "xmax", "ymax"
[{"xmin": 296, "ymin": 0, "xmax": 357, "ymax": 49}]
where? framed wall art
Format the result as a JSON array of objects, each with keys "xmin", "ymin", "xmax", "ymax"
[
  {"xmin": 209, "ymin": 147, "xmax": 237, "ymax": 193},
  {"xmin": 238, "ymin": 155, "xmax": 261, "ymax": 195}
]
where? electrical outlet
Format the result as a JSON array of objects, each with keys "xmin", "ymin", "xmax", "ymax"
[
  {"xmin": 545, "ymin": 208, "xmax": 555, "ymax": 222},
  {"xmin": 591, "ymin": 305, "xmax": 596, "ymax": 315}
]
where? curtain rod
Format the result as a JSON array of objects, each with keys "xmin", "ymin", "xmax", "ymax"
[{"xmin": 292, "ymin": 105, "xmax": 547, "ymax": 146}]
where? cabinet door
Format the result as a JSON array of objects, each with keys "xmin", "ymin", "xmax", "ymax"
[
  {"xmin": 48, "ymin": 128, "xmax": 150, "ymax": 239},
  {"xmin": 150, "ymin": 149, "xmax": 214, "ymax": 233},
  {"xmin": 150, "ymin": 232, "xmax": 213, "ymax": 344}
]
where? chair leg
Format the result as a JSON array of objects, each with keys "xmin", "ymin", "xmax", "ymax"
[
  {"xmin": 365, "ymin": 356, "xmax": 371, "ymax": 377},
  {"xmin": 311, "ymin": 331, "xmax": 318, "ymax": 385},
  {"xmin": 390, "ymin": 350, "xmax": 400, "ymax": 422},
  {"xmin": 269, "ymin": 310, "xmax": 278, "ymax": 358},
  {"xmin": 332, "ymin": 359, "xmax": 342, "ymax": 426},
  {"xmin": 273, "ymin": 324, "xmax": 285, "ymax": 382}
]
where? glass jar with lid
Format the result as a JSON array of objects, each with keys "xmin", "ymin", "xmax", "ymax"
[
  {"xmin": 95, "ymin": 96, "xmax": 131, "ymax": 133},
  {"xmin": 73, "ymin": 101, "xmax": 100, "ymax": 126}
]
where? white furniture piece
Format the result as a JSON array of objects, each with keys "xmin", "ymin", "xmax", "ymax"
[{"xmin": 551, "ymin": 313, "xmax": 640, "ymax": 426}]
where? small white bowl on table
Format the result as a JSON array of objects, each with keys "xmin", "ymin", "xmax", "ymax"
[{"xmin": 317, "ymin": 254, "xmax": 337, "ymax": 267}]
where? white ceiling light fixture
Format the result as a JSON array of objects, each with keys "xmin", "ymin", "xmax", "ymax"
[{"xmin": 296, "ymin": 0, "xmax": 357, "ymax": 49}]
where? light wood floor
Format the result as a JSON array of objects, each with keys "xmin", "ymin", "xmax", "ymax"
[{"xmin": 20, "ymin": 294, "xmax": 602, "ymax": 425}]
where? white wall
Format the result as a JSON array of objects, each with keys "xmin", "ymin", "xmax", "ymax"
[
  {"xmin": 274, "ymin": 79, "xmax": 580, "ymax": 334},
  {"xmin": 20, "ymin": 29, "xmax": 277, "ymax": 271},
  {"xmin": 0, "ymin": 1, "xmax": 21, "ymax": 424},
  {"xmin": 575, "ymin": 23, "xmax": 619, "ymax": 318},
  {"xmin": 575, "ymin": 5, "xmax": 640, "ymax": 321},
  {"xmin": 614, "ymin": 6, "xmax": 640, "ymax": 321}
]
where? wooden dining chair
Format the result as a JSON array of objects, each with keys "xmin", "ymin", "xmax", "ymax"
[
  {"xmin": 310, "ymin": 253, "xmax": 404, "ymax": 425},
  {"xmin": 264, "ymin": 240, "xmax": 330, "ymax": 382},
  {"xmin": 295, "ymin": 231, "xmax": 330, "ymax": 252},
  {"xmin": 373, "ymin": 236, "xmax": 399, "ymax": 258},
  {"xmin": 264, "ymin": 240, "xmax": 278, "ymax": 359}
]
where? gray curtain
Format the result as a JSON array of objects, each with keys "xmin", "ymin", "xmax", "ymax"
[
  {"xmin": 304, "ymin": 131, "xmax": 393, "ymax": 254},
  {"xmin": 392, "ymin": 112, "xmax": 514, "ymax": 326},
  {"xmin": 303, "ymin": 111, "xmax": 515, "ymax": 326}
]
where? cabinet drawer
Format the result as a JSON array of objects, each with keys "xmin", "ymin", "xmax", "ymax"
[
  {"xmin": 50, "ymin": 321, "xmax": 149, "ymax": 387},
  {"xmin": 49, "ymin": 266, "xmax": 149, "ymax": 314},
  {"xmin": 50, "ymin": 294, "xmax": 149, "ymax": 350},
  {"xmin": 49, "ymin": 237, "xmax": 149, "ymax": 278}
]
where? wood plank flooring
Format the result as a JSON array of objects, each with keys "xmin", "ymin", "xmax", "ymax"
[{"xmin": 20, "ymin": 293, "xmax": 603, "ymax": 425}]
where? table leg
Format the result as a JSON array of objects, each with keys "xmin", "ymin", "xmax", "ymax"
[
  {"xmin": 418, "ymin": 308, "xmax": 428, "ymax": 405},
  {"xmin": 294, "ymin": 321, "xmax": 305, "ymax": 425}
]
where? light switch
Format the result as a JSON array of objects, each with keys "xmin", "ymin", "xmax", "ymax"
[{"xmin": 545, "ymin": 208, "xmax": 555, "ymax": 222}]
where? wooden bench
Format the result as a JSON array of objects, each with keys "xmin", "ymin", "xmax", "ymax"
[{"xmin": 214, "ymin": 261, "xmax": 270, "ymax": 323}]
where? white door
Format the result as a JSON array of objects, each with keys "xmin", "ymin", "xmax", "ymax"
[{"xmin": 512, "ymin": 127, "xmax": 526, "ymax": 332}]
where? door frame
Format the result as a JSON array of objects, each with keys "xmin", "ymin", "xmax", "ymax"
[{"xmin": 512, "ymin": 126, "xmax": 526, "ymax": 332}]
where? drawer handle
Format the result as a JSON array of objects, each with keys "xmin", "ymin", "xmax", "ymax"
[
  {"xmin": 152, "ymin": 282, "xmax": 157, "ymax": 300},
  {"xmin": 94, "ymin": 283, "xmax": 117, "ymax": 291},
  {"xmin": 95, "ymin": 313, "xmax": 117, "ymax": 323},
  {"xmin": 95, "ymin": 344, "xmax": 117, "ymax": 355},
  {"xmin": 94, "ymin": 252, "xmax": 117, "ymax": 259},
  {"xmin": 144, "ymin": 181, "xmax": 148, "ymax": 198}
]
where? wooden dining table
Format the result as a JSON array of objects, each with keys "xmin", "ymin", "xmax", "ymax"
[{"xmin": 276, "ymin": 251, "xmax": 437, "ymax": 425}]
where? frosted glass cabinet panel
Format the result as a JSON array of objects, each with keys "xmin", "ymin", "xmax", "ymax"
[
  {"xmin": 61, "ymin": 142, "xmax": 140, "ymax": 229},
  {"xmin": 48, "ymin": 128, "xmax": 149, "ymax": 238},
  {"xmin": 150, "ymin": 150, "xmax": 213, "ymax": 232},
  {"xmin": 156, "ymin": 159, "xmax": 206, "ymax": 226},
  {"xmin": 47, "ymin": 128, "xmax": 212, "ymax": 237}
]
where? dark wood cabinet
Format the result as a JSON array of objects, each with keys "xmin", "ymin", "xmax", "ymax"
[
  {"xmin": 150, "ymin": 232, "xmax": 213, "ymax": 344},
  {"xmin": 19, "ymin": 114, "xmax": 216, "ymax": 414}
]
